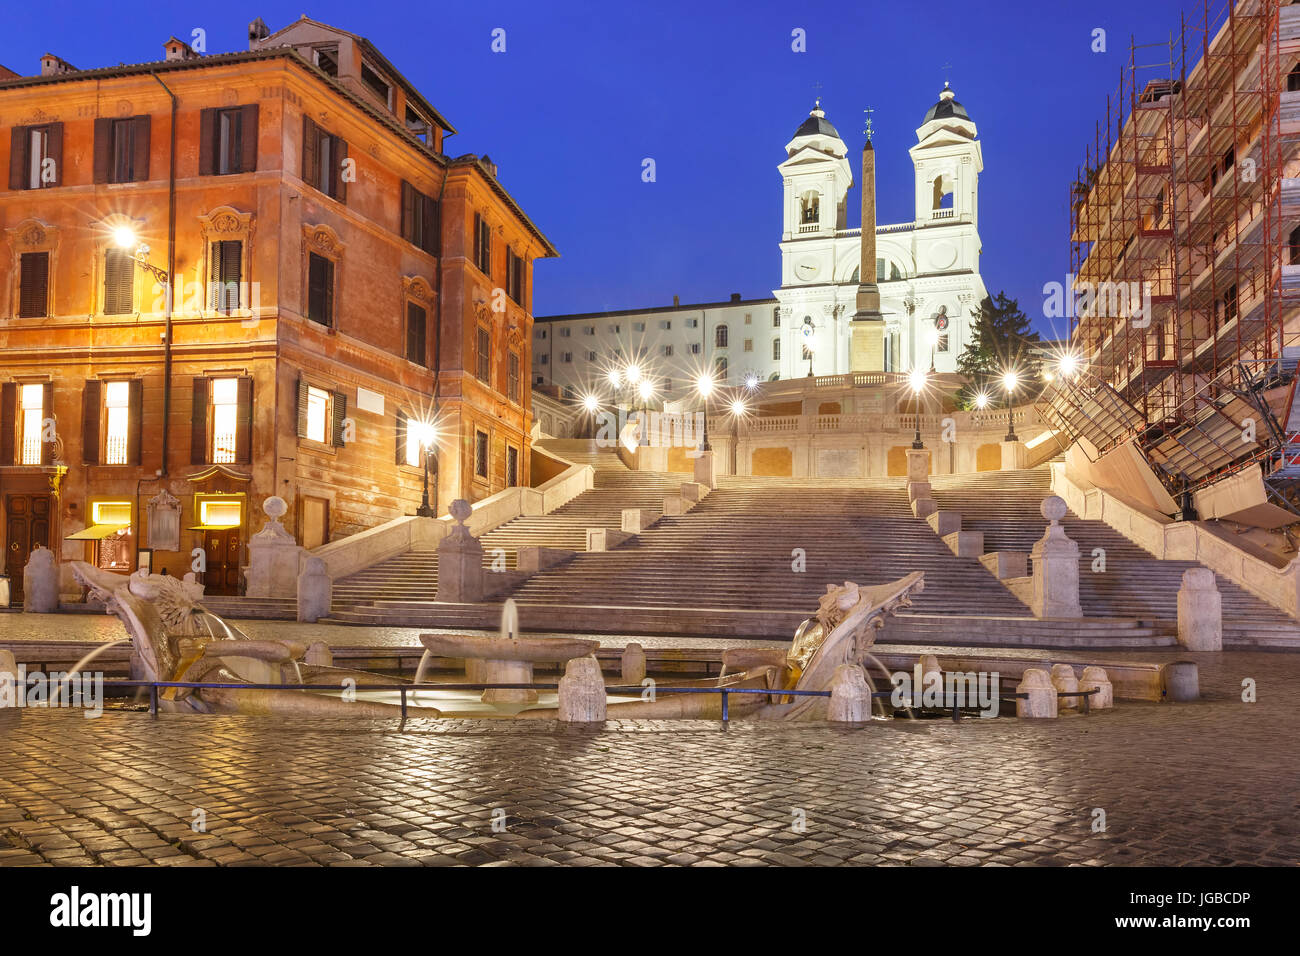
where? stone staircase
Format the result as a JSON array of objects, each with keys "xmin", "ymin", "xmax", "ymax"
[
  {"xmin": 328, "ymin": 440, "xmax": 682, "ymax": 617},
  {"xmin": 925, "ymin": 467, "xmax": 1300, "ymax": 646}
]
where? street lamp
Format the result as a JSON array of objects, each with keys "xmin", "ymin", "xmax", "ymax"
[
  {"xmin": 909, "ymin": 368, "xmax": 926, "ymax": 449},
  {"xmin": 974, "ymin": 391, "xmax": 990, "ymax": 411},
  {"xmin": 111, "ymin": 225, "xmax": 168, "ymax": 285},
  {"xmin": 637, "ymin": 377, "xmax": 653, "ymax": 412},
  {"xmin": 1001, "ymin": 370, "xmax": 1019, "ymax": 442},
  {"xmin": 413, "ymin": 422, "xmax": 438, "ymax": 517},
  {"xmin": 801, "ymin": 319, "xmax": 816, "ymax": 377},
  {"xmin": 696, "ymin": 372, "xmax": 715, "ymax": 451}
]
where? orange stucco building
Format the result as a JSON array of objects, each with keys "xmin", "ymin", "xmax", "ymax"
[{"xmin": 0, "ymin": 17, "xmax": 556, "ymax": 600}]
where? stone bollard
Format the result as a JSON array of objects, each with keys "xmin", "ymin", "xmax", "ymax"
[
  {"xmin": 919, "ymin": 654, "xmax": 942, "ymax": 689},
  {"xmin": 1050, "ymin": 663, "xmax": 1080, "ymax": 710},
  {"xmin": 1078, "ymin": 666, "xmax": 1114, "ymax": 710},
  {"xmin": 22, "ymin": 545, "xmax": 58, "ymax": 613},
  {"xmin": 297, "ymin": 556, "xmax": 332, "ymax": 623},
  {"xmin": 1015, "ymin": 668, "xmax": 1058, "ymax": 718},
  {"xmin": 621, "ymin": 643, "xmax": 646, "ymax": 683},
  {"xmin": 246, "ymin": 496, "xmax": 306, "ymax": 598},
  {"xmin": 1177, "ymin": 568, "xmax": 1223, "ymax": 651},
  {"xmin": 1030, "ymin": 496, "xmax": 1082, "ymax": 618},
  {"xmin": 1162, "ymin": 661, "xmax": 1200, "ymax": 702},
  {"xmin": 304, "ymin": 641, "xmax": 333, "ymax": 667},
  {"xmin": 558, "ymin": 655, "xmax": 607, "ymax": 723},
  {"xmin": 829, "ymin": 664, "xmax": 873, "ymax": 723}
]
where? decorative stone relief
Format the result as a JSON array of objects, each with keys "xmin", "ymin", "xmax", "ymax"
[{"xmin": 146, "ymin": 489, "xmax": 182, "ymax": 552}]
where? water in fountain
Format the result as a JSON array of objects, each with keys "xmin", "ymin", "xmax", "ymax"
[{"xmin": 500, "ymin": 598, "xmax": 519, "ymax": 641}]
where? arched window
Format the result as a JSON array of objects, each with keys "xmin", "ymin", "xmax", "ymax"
[
  {"xmin": 799, "ymin": 190, "xmax": 820, "ymax": 224},
  {"xmin": 933, "ymin": 175, "xmax": 954, "ymax": 210},
  {"xmin": 715, "ymin": 324, "xmax": 728, "ymax": 348}
]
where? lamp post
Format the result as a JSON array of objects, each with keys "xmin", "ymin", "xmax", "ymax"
[
  {"xmin": 909, "ymin": 368, "xmax": 926, "ymax": 449},
  {"xmin": 696, "ymin": 372, "xmax": 715, "ymax": 451},
  {"xmin": 801, "ymin": 318, "xmax": 816, "ymax": 377},
  {"xmin": 1001, "ymin": 370, "xmax": 1019, "ymax": 442},
  {"xmin": 415, "ymin": 423, "xmax": 437, "ymax": 517}
]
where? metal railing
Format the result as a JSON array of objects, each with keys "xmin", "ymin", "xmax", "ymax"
[{"xmin": 84, "ymin": 679, "xmax": 1100, "ymax": 724}]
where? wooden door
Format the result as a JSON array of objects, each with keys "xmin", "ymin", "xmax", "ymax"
[
  {"xmin": 203, "ymin": 528, "xmax": 243, "ymax": 595},
  {"xmin": 5, "ymin": 494, "xmax": 51, "ymax": 603},
  {"xmin": 301, "ymin": 496, "xmax": 329, "ymax": 550}
]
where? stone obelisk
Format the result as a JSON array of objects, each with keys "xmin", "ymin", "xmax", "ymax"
[{"xmin": 850, "ymin": 138, "xmax": 886, "ymax": 372}]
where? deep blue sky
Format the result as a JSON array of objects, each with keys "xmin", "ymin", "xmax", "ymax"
[{"xmin": 4, "ymin": 0, "xmax": 1201, "ymax": 336}]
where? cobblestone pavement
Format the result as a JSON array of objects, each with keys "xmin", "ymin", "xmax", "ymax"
[{"xmin": 0, "ymin": 651, "xmax": 1296, "ymax": 867}]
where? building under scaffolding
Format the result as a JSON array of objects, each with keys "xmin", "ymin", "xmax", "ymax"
[{"xmin": 1042, "ymin": 0, "xmax": 1300, "ymax": 526}]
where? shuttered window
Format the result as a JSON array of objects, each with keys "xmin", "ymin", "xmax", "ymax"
[
  {"xmin": 208, "ymin": 240, "xmax": 243, "ymax": 312},
  {"xmin": 306, "ymin": 253, "xmax": 334, "ymax": 327},
  {"xmin": 406, "ymin": 302, "xmax": 427, "ymax": 365},
  {"xmin": 93, "ymin": 116, "xmax": 150, "ymax": 184},
  {"xmin": 104, "ymin": 249, "xmax": 134, "ymax": 315},
  {"xmin": 506, "ymin": 248, "xmax": 525, "ymax": 304},
  {"xmin": 506, "ymin": 445, "xmax": 519, "ymax": 487},
  {"xmin": 199, "ymin": 105, "xmax": 258, "ymax": 176},
  {"xmin": 476, "ymin": 326, "xmax": 491, "ymax": 382},
  {"xmin": 474, "ymin": 213, "xmax": 491, "ymax": 275},
  {"xmin": 9, "ymin": 123, "xmax": 62, "ymax": 190},
  {"xmin": 507, "ymin": 351, "xmax": 520, "ymax": 403},
  {"xmin": 18, "ymin": 252, "xmax": 49, "ymax": 318},
  {"xmin": 302, "ymin": 116, "xmax": 347, "ymax": 201},
  {"xmin": 401, "ymin": 181, "xmax": 440, "ymax": 255}
]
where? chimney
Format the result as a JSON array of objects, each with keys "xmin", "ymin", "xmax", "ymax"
[
  {"xmin": 672, "ymin": 295, "xmax": 680, "ymax": 307},
  {"xmin": 39, "ymin": 54, "xmax": 77, "ymax": 77},
  {"xmin": 163, "ymin": 37, "xmax": 197, "ymax": 62},
  {"xmin": 730, "ymin": 293, "xmax": 741, "ymax": 303},
  {"xmin": 248, "ymin": 17, "xmax": 271, "ymax": 49},
  {"xmin": 480, "ymin": 154, "xmax": 498, "ymax": 178}
]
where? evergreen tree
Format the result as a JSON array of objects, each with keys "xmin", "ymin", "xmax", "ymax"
[{"xmin": 955, "ymin": 292, "xmax": 1042, "ymax": 409}]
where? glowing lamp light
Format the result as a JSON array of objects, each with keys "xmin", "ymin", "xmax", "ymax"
[
  {"xmin": 1059, "ymin": 353, "xmax": 1078, "ymax": 375},
  {"xmin": 695, "ymin": 373, "xmax": 715, "ymax": 398},
  {"xmin": 744, "ymin": 374, "xmax": 759, "ymax": 390},
  {"xmin": 1002, "ymin": 371, "xmax": 1019, "ymax": 393},
  {"xmin": 582, "ymin": 394, "xmax": 600, "ymax": 413},
  {"xmin": 975, "ymin": 392, "xmax": 990, "ymax": 409},
  {"xmin": 411, "ymin": 422, "xmax": 437, "ymax": 448},
  {"xmin": 909, "ymin": 369, "xmax": 926, "ymax": 393},
  {"xmin": 625, "ymin": 365, "xmax": 642, "ymax": 385},
  {"xmin": 607, "ymin": 369, "xmax": 622, "ymax": 388},
  {"xmin": 637, "ymin": 379, "xmax": 653, "ymax": 402},
  {"xmin": 730, "ymin": 398, "xmax": 747, "ymax": 416},
  {"xmin": 112, "ymin": 225, "xmax": 137, "ymax": 250},
  {"xmin": 1043, "ymin": 370, "xmax": 1055, "ymax": 382}
]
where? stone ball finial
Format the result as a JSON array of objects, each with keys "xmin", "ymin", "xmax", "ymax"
[
  {"xmin": 449, "ymin": 498, "xmax": 473, "ymax": 524},
  {"xmin": 263, "ymin": 496, "xmax": 288, "ymax": 520},
  {"xmin": 1040, "ymin": 495, "xmax": 1068, "ymax": 524}
]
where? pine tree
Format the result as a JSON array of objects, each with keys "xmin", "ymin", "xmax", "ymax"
[{"xmin": 955, "ymin": 292, "xmax": 1042, "ymax": 408}]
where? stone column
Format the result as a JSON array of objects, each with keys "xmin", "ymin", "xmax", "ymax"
[
  {"xmin": 1177, "ymin": 568, "xmax": 1223, "ymax": 651},
  {"xmin": 245, "ymin": 497, "xmax": 305, "ymax": 599},
  {"xmin": 297, "ymin": 556, "xmax": 332, "ymax": 623},
  {"xmin": 1030, "ymin": 496, "xmax": 1082, "ymax": 618},
  {"xmin": 558, "ymin": 656, "xmax": 607, "ymax": 723},
  {"xmin": 829, "ymin": 664, "xmax": 873, "ymax": 723},
  {"xmin": 1016, "ymin": 668, "xmax": 1058, "ymax": 718},
  {"xmin": 694, "ymin": 449, "xmax": 717, "ymax": 490},
  {"xmin": 22, "ymin": 545, "xmax": 58, "ymax": 613},
  {"xmin": 436, "ymin": 499, "xmax": 484, "ymax": 603}
]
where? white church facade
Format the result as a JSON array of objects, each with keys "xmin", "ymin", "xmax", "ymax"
[{"xmin": 533, "ymin": 83, "xmax": 990, "ymax": 394}]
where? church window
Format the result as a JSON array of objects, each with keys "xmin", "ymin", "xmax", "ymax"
[
  {"xmin": 773, "ymin": 308, "xmax": 781, "ymax": 328},
  {"xmin": 799, "ymin": 191, "xmax": 820, "ymax": 224},
  {"xmin": 772, "ymin": 339, "xmax": 781, "ymax": 361},
  {"xmin": 715, "ymin": 325, "xmax": 728, "ymax": 348}
]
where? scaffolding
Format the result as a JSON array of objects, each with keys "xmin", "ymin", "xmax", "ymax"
[{"xmin": 1043, "ymin": 0, "xmax": 1300, "ymax": 510}]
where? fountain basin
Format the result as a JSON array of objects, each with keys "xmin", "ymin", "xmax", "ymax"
[{"xmin": 419, "ymin": 633, "xmax": 599, "ymax": 704}]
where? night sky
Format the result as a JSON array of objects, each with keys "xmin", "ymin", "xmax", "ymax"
[{"xmin": 3, "ymin": 0, "xmax": 1204, "ymax": 336}]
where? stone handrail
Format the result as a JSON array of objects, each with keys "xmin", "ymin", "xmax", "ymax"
[
  {"xmin": 725, "ymin": 406, "xmax": 1041, "ymax": 438},
  {"xmin": 1050, "ymin": 461, "xmax": 1300, "ymax": 619},
  {"xmin": 309, "ymin": 452, "xmax": 593, "ymax": 581}
]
